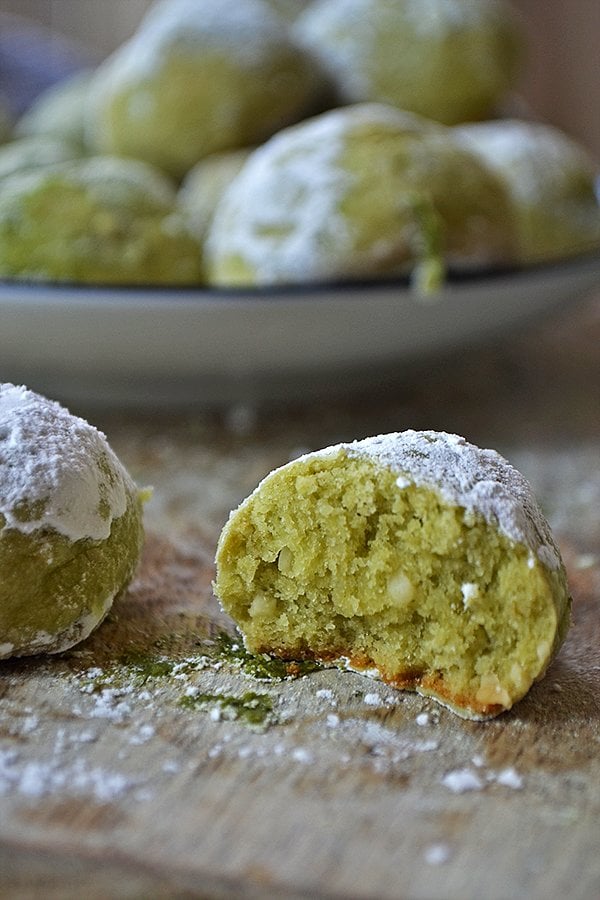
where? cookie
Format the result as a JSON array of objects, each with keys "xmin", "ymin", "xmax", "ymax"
[
  {"xmin": 206, "ymin": 103, "xmax": 515, "ymax": 288},
  {"xmin": 0, "ymin": 384, "xmax": 145, "ymax": 659},
  {"xmin": 294, "ymin": 0, "xmax": 521, "ymax": 125},
  {"xmin": 178, "ymin": 148, "xmax": 252, "ymax": 239},
  {"xmin": 0, "ymin": 136, "xmax": 81, "ymax": 182},
  {"xmin": 86, "ymin": 0, "xmax": 322, "ymax": 178},
  {"xmin": 215, "ymin": 431, "xmax": 571, "ymax": 719},
  {"xmin": 454, "ymin": 118, "xmax": 600, "ymax": 263},
  {"xmin": 0, "ymin": 156, "xmax": 203, "ymax": 285}
]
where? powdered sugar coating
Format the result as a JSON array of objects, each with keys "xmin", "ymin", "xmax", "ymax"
[
  {"xmin": 102, "ymin": 0, "xmax": 298, "ymax": 87},
  {"xmin": 298, "ymin": 0, "xmax": 504, "ymax": 46},
  {"xmin": 307, "ymin": 430, "xmax": 562, "ymax": 569},
  {"xmin": 207, "ymin": 109, "xmax": 349, "ymax": 282},
  {"xmin": 453, "ymin": 119, "xmax": 600, "ymax": 206},
  {"xmin": 0, "ymin": 384, "xmax": 134, "ymax": 542},
  {"xmin": 295, "ymin": 0, "xmax": 492, "ymax": 97},
  {"xmin": 0, "ymin": 157, "xmax": 178, "ymax": 226}
]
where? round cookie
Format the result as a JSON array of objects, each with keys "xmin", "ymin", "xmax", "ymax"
[
  {"xmin": 0, "ymin": 156, "xmax": 203, "ymax": 285},
  {"xmin": 86, "ymin": 0, "xmax": 323, "ymax": 178},
  {"xmin": 0, "ymin": 136, "xmax": 81, "ymax": 182},
  {"xmin": 454, "ymin": 118, "xmax": 600, "ymax": 264},
  {"xmin": 16, "ymin": 70, "xmax": 93, "ymax": 150},
  {"xmin": 205, "ymin": 103, "xmax": 516, "ymax": 288},
  {"xmin": 293, "ymin": 0, "xmax": 522, "ymax": 125},
  {"xmin": 0, "ymin": 384, "xmax": 145, "ymax": 659},
  {"xmin": 215, "ymin": 431, "xmax": 571, "ymax": 720},
  {"xmin": 178, "ymin": 148, "xmax": 253, "ymax": 239}
]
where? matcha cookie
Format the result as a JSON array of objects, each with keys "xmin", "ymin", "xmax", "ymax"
[
  {"xmin": 0, "ymin": 384, "xmax": 145, "ymax": 659},
  {"xmin": 0, "ymin": 136, "xmax": 81, "ymax": 182},
  {"xmin": 86, "ymin": 0, "xmax": 323, "ymax": 178},
  {"xmin": 454, "ymin": 118, "xmax": 600, "ymax": 264},
  {"xmin": 205, "ymin": 103, "xmax": 515, "ymax": 288},
  {"xmin": 178, "ymin": 148, "xmax": 252, "ymax": 238},
  {"xmin": 294, "ymin": 0, "xmax": 521, "ymax": 125},
  {"xmin": 0, "ymin": 156, "xmax": 203, "ymax": 285},
  {"xmin": 215, "ymin": 431, "xmax": 571, "ymax": 720}
]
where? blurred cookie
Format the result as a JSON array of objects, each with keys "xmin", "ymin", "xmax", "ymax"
[
  {"xmin": 0, "ymin": 156, "xmax": 203, "ymax": 285},
  {"xmin": 0, "ymin": 383, "xmax": 145, "ymax": 659},
  {"xmin": 0, "ymin": 136, "xmax": 81, "ymax": 181},
  {"xmin": 294, "ymin": 0, "xmax": 521, "ymax": 125},
  {"xmin": 454, "ymin": 118, "xmax": 600, "ymax": 263},
  {"xmin": 178, "ymin": 148, "xmax": 253, "ymax": 238},
  {"xmin": 86, "ymin": 0, "xmax": 324, "ymax": 178},
  {"xmin": 205, "ymin": 103, "xmax": 515, "ymax": 288}
]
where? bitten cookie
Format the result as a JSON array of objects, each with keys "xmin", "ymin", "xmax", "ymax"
[
  {"xmin": 215, "ymin": 431, "xmax": 571, "ymax": 719},
  {"xmin": 0, "ymin": 384, "xmax": 145, "ymax": 659}
]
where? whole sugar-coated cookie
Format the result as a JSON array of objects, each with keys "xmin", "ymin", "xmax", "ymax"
[
  {"xmin": 86, "ymin": 0, "xmax": 323, "ymax": 178},
  {"xmin": 206, "ymin": 103, "xmax": 516, "ymax": 288},
  {"xmin": 215, "ymin": 431, "xmax": 571, "ymax": 719},
  {"xmin": 294, "ymin": 0, "xmax": 521, "ymax": 125},
  {"xmin": 454, "ymin": 119, "xmax": 600, "ymax": 264},
  {"xmin": 0, "ymin": 384, "xmax": 145, "ymax": 659},
  {"xmin": 0, "ymin": 156, "xmax": 203, "ymax": 285}
]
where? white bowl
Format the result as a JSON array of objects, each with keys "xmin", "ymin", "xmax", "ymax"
[{"xmin": 1, "ymin": 252, "xmax": 598, "ymax": 407}]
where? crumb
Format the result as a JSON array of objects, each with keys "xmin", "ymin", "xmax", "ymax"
[
  {"xmin": 441, "ymin": 768, "xmax": 483, "ymax": 793},
  {"xmin": 423, "ymin": 843, "xmax": 452, "ymax": 866}
]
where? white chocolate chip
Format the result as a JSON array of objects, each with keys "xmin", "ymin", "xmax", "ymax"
[
  {"xmin": 249, "ymin": 593, "xmax": 277, "ymax": 618},
  {"xmin": 461, "ymin": 582, "xmax": 479, "ymax": 608},
  {"xmin": 387, "ymin": 570, "xmax": 414, "ymax": 605},
  {"xmin": 277, "ymin": 546, "xmax": 294, "ymax": 574},
  {"xmin": 475, "ymin": 673, "xmax": 510, "ymax": 707}
]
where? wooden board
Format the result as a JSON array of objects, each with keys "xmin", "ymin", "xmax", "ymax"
[
  {"xmin": 1, "ymin": 295, "xmax": 600, "ymax": 899},
  {"xmin": 1, "ymin": 525, "xmax": 599, "ymax": 900}
]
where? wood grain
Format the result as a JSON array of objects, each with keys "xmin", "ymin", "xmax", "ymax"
[
  {"xmin": 1, "ymin": 296, "xmax": 599, "ymax": 900},
  {"xmin": 0, "ymin": 530, "xmax": 599, "ymax": 900}
]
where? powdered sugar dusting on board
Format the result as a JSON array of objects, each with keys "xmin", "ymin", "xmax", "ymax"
[{"xmin": 0, "ymin": 383, "xmax": 134, "ymax": 541}]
